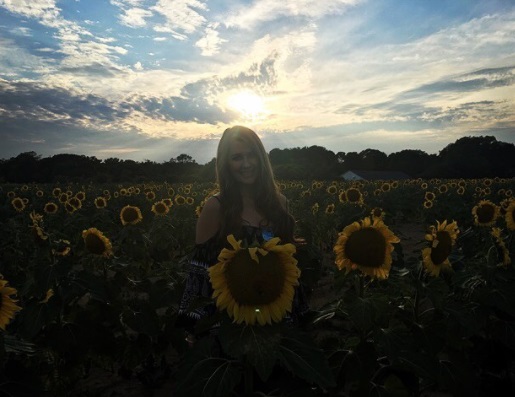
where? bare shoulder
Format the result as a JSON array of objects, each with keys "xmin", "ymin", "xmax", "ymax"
[
  {"xmin": 202, "ymin": 195, "xmax": 222, "ymax": 212},
  {"xmin": 195, "ymin": 195, "xmax": 222, "ymax": 244}
]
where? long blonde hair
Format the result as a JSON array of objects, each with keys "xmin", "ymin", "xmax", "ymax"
[{"xmin": 215, "ymin": 126, "xmax": 294, "ymax": 243}]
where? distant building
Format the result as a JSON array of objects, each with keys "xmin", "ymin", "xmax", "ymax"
[{"xmin": 341, "ymin": 170, "xmax": 411, "ymax": 181}]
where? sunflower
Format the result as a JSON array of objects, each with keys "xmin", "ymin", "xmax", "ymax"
[
  {"xmin": 422, "ymin": 220, "xmax": 459, "ymax": 277},
  {"xmin": 472, "ymin": 200, "xmax": 500, "ymax": 227},
  {"xmin": 423, "ymin": 200, "xmax": 433, "ymax": 209},
  {"xmin": 151, "ymin": 200, "xmax": 169, "ymax": 216},
  {"xmin": 52, "ymin": 187, "xmax": 61, "ymax": 197},
  {"xmin": 36, "ymin": 190, "xmax": 44, "ymax": 197},
  {"xmin": 94, "ymin": 197, "xmax": 107, "ymax": 208},
  {"xmin": 0, "ymin": 278, "xmax": 22, "ymax": 330},
  {"xmin": 505, "ymin": 200, "xmax": 515, "ymax": 231},
  {"xmin": 146, "ymin": 191, "xmax": 156, "ymax": 201},
  {"xmin": 162, "ymin": 198, "xmax": 173, "ymax": 208},
  {"xmin": 491, "ymin": 228, "xmax": 511, "ymax": 267},
  {"xmin": 39, "ymin": 289, "xmax": 54, "ymax": 304},
  {"xmin": 325, "ymin": 203, "xmax": 335, "ymax": 215},
  {"xmin": 64, "ymin": 202, "xmax": 77, "ymax": 214},
  {"xmin": 312, "ymin": 203, "xmax": 319, "ymax": 215},
  {"xmin": 457, "ymin": 186, "xmax": 465, "ymax": 195},
  {"xmin": 174, "ymin": 195, "xmax": 186, "ymax": 205},
  {"xmin": 334, "ymin": 217, "xmax": 400, "ymax": 280},
  {"xmin": 326, "ymin": 185, "xmax": 338, "ymax": 195},
  {"xmin": 82, "ymin": 228, "xmax": 113, "ymax": 257},
  {"xmin": 209, "ymin": 235, "xmax": 300, "ymax": 326},
  {"xmin": 31, "ymin": 224, "xmax": 49, "ymax": 243},
  {"xmin": 7, "ymin": 191, "xmax": 16, "ymax": 199},
  {"xmin": 345, "ymin": 187, "xmax": 364, "ymax": 205},
  {"xmin": 186, "ymin": 197, "xmax": 194, "ymax": 205},
  {"xmin": 75, "ymin": 191, "xmax": 86, "ymax": 201},
  {"xmin": 338, "ymin": 191, "xmax": 347, "ymax": 203},
  {"xmin": 52, "ymin": 239, "xmax": 71, "ymax": 256},
  {"xmin": 11, "ymin": 197, "xmax": 25, "ymax": 212},
  {"xmin": 58, "ymin": 193, "xmax": 68, "ymax": 204},
  {"xmin": 371, "ymin": 207, "xmax": 385, "ymax": 221},
  {"xmin": 438, "ymin": 184, "xmax": 448, "ymax": 194},
  {"xmin": 424, "ymin": 191, "xmax": 436, "ymax": 201},
  {"xmin": 381, "ymin": 182, "xmax": 391, "ymax": 192},
  {"xmin": 120, "ymin": 205, "xmax": 143, "ymax": 225},
  {"xmin": 44, "ymin": 202, "xmax": 58, "ymax": 214},
  {"xmin": 67, "ymin": 197, "xmax": 82, "ymax": 210},
  {"xmin": 421, "ymin": 182, "xmax": 428, "ymax": 190},
  {"xmin": 168, "ymin": 187, "xmax": 175, "ymax": 197}
]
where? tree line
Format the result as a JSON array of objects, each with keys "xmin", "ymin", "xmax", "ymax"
[{"xmin": 1, "ymin": 135, "xmax": 514, "ymax": 184}]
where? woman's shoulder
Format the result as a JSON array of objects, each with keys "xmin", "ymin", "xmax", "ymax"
[{"xmin": 196, "ymin": 195, "xmax": 222, "ymax": 244}]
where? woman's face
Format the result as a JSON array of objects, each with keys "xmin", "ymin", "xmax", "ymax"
[{"xmin": 228, "ymin": 139, "xmax": 259, "ymax": 185}]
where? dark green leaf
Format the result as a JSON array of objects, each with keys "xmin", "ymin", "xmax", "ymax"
[
  {"xmin": 218, "ymin": 322, "xmax": 281, "ymax": 381},
  {"xmin": 175, "ymin": 336, "xmax": 242, "ymax": 397},
  {"xmin": 278, "ymin": 329, "xmax": 335, "ymax": 388}
]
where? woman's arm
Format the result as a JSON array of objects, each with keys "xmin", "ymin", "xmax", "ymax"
[{"xmin": 195, "ymin": 195, "xmax": 222, "ymax": 244}]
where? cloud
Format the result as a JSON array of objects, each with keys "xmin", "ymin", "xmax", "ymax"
[
  {"xmin": 224, "ymin": 0, "xmax": 361, "ymax": 29},
  {"xmin": 0, "ymin": 0, "xmax": 61, "ymax": 20},
  {"xmin": 152, "ymin": 0, "xmax": 208, "ymax": 36},
  {"xmin": 119, "ymin": 7, "xmax": 153, "ymax": 28},
  {"xmin": 195, "ymin": 23, "xmax": 226, "ymax": 56}
]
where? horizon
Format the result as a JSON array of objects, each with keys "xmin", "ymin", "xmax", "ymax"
[
  {"xmin": 1, "ymin": 0, "xmax": 514, "ymax": 164},
  {"xmin": 3, "ymin": 133, "xmax": 512, "ymax": 166}
]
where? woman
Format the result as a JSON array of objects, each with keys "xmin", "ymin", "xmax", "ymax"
[{"xmin": 178, "ymin": 126, "xmax": 308, "ymax": 333}]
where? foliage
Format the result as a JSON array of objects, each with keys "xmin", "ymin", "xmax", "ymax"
[
  {"xmin": 0, "ymin": 176, "xmax": 514, "ymax": 395},
  {"xmin": 1, "ymin": 135, "xmax": 514, "ymax": 183}
]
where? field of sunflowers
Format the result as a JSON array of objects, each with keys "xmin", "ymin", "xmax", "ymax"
[{"xmin": 1, "ymin": 177, "xmax": 514, "ymax": 396}]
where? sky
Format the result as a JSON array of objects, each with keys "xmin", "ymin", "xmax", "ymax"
[{"xmin": 0, "ymin": 0, "xmax": 514, "ymax": 164}]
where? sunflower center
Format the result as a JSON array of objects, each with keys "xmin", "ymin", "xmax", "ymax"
[
  {"xmin": 347, "ymin": 189, "xmax": 361, "ymax": 202},
  {"xmin": 84, "ymin": 234, "xmax": 107, "ymax": 255},
  {"xmin": 155, "ymin": 203, "xmax": 167, "ymax": 214},
  {"xmin": 122, "ymin": 208, "xmax": 139, "ymax": 223},
  {"xmin": 225, "ymin": 250, "xmax": 286, "ymax": 305},
  {"xmin": 477, "ymin": 204, "xmax": 495, "ymax": 223},
  {"xmin": 345, "ymin": 227, "xmax": 386, "ymax": 268},
  {"xmin": 430, "ymin": 231, "xmax": 453, "ymax": 265}
]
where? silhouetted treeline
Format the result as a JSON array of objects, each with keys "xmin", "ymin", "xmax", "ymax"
[{"xmin": 1, "ymin": 136, "xmax": 514, "ymax": 183}]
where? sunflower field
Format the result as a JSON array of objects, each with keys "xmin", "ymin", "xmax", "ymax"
[{"xmin": 1, "ymin": 177, "xmax": 514, "ymax": 396}]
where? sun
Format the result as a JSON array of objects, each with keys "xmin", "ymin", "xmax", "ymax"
[{"xmin": 227, "ymin": 90, "xmax": 266, "ymax": 120}]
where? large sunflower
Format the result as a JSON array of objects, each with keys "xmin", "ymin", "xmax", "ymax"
[
  {"xmin": 505, "ymin": 200, "xmax": 515, "ymax": 231},
  {"xmin": 0, "ymin": 278, "xmax": 22, "ymax": 330},
  {"xmin": 422, "ymin": 220, "xmax": 459, "ymax": 277},
  {"xmin": 120, "ymin": 205, "xmax": 143, "ymax": 225},
  {"xmin": 82, "ymin": 228, "xmax": 113, "ymax": 257},
  {"xmin": 472, "ymin": 200, "xmax": 500, "ymax": 227},
  {"xmin": 209, "ymin": 235, "xmax": 300, "ymax": 326},
  {"xmin": 334, "ymin": 217, "xmax": 400, "ymax": 280}
]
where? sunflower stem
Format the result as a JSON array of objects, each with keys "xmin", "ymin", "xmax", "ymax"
[
  {"xmin": 414, "ymin": 265, "xmax": 423, "ymax": 324},
  {"xmin": 355, "ymin": 274, "xmax": 364, "ymax": 298},
  {"xmin": 244, "ymin": 355, "xmax": 254, "ymax": 395}
]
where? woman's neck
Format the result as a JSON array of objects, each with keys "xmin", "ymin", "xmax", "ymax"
[{"xmin": 238, "ymin": 184, "xmax": 256, "ymax": 200}]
